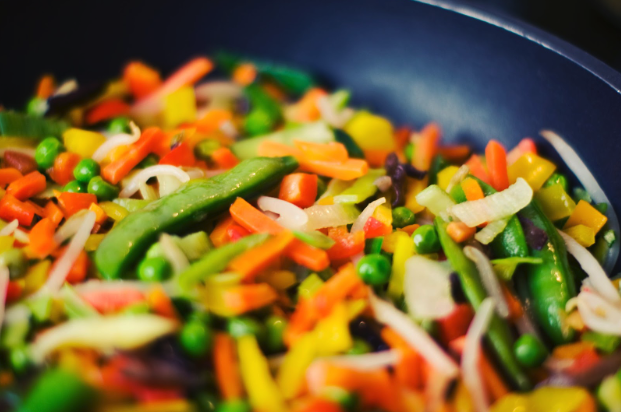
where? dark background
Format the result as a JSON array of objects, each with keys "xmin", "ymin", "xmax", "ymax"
[{"xmin": 466, "ymin": 0, "xmax": 621, "ymax": 72}]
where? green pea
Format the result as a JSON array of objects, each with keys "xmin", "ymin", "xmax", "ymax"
[
  {"xmin": 356, "ymin": 254, "xmax": 391, "ymax": 286},
  {"xmin": 9, "ymin": 345, "xmax": 30, "ymax": 373},
  {"xmin": 26, "ymin": 97, "xmax": 47, "ymax": 117},
  {"xmin": 543, "ymin": 173, "xmax": 568, "ymax": 192},
  {"xmin": 244, "ymin": 108, "xmax": 274, "ymax": 136},
  {"xmin": 73, "ymin": 159, "xmax": 100, "ymax": 183},
  {"xmin": 87, "ymin": 176, "xmax": 119, "ymax": 201},
  {"xmin": 227, "ymin": 317, "xmax": 265, "ymax": 341},
  {"xmin": 347, "ymin": 338, "xmax": 372, "ymax": 355},
  {"xmin": 412, "ymin": 225, "xmax": 441, "ymax": 254},
  {"xmin": 215, "ymin": 400, "xmax": 251, "ymax": 412},
  {"xmin": 194, "ymin": 140, "xmax": 222, "ymax": 161},
  {"xmin": 404, "ymin": 143, "xmax": 414, "ymax": 163},
  {"xmin": 108, "ymin": 117, "xmax": 131, "ymax": 134},
  {"xmin": 265, "ymin": 315, "xmax": 288, "ymax": 353},
  {"xmin": 179, "ymin": 320, "xmax": 212, "ymax": 357},
  {"xmin": 137, "ymin": 257, "xmax": 172, "ymax": 282},
  {"xmin": 323, "ymin": 387, "xmax": 360, "ymax": 412},
  {"xmin": 514, "ymin": 333, "xmax": 547, "ymax": 367},
  {"xmin": 63, "ymin": 180, "xmax": 87, "ymax": 193},
  {"xmin": 0, "ymin": 248, "xmax": 27, "ymax": 280},
  {"xmin": 392, "ymin": 207, "xmax": 416, "ymax": 229},
  {"xmin": 35, "ymin": 137, "xmax": 64, "ymax": 169}
]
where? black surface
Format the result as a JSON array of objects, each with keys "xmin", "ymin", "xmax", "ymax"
[{"xmin": 1, "ymin": 0, "xmax": 620, "ymax": 269}]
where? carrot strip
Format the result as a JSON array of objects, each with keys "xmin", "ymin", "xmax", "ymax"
[
  {"xmin": 485, "ymin": 140, "xmax": 509, "ymax": 191},
  {"xmin": 438, "ymin": 144, "xmax": 471, "ymax": 162},
  {"xmin": 44, "ymin": 201, "xmax": 64, "ymax": 227},
  {"xmin": 279, "ymin": 173, "xmax": 318, "ymax": 208},
  {"xmin": 229, "ymin": 198, "xmax": 329, "ymax": 271},
  {"xmin": 29, "ymin": 218, "xmax": 58, "ymax": 258},
  {"xmin": 461, "ymin": 177, "xmax": 485, "ymax": 201},
  {"xmin": 480, "ymin": 355, "xmax": 510, "ymax": 401},
  {"xmin": 446, "ymin": 222, "xmax": 476, "ymax": 243},
  {"xmin": 287, "ymin": 88, "xmax": 328, "ymax": 122},
  {"xmin": 362, "ymin": 149, "xmax": 391, "ymax": 168},
  {"xmin": 211, "ymin": 147, "xmax": 239, "ymax": 170},
  {"xmin": 85, "ymin": 99, "xmax": 130, "ymax": 125},
  {"xmin": 214, "ymin": 333, "xmax": 244, "ymax": 400},
  {"xmin": 88, "ymin": 203, "xmax": 108, "ymax": 225},
  {"xmin": 294, "ymin": 141, "xmax": 348, "ymax": 163},
  {"xmin": 210, "ymin": 216, "xmax": 236, "ymax": 247},
  {"xmin": 36, "ymin": 75, "xmax": 56, "ymax": 99},
  {"xmin": 228, "ymin": 231, "xmax": 295, "ymax": 280},
  {"xmin": 146, "ymin": 286, "xmax": 177, "ymax": 319},
  {"xmin": 223, "ymin": 283, "xmax": 278, "ymax": 314},
  {"xmin": 258, "ymin": 141, "xmax": 303, "ymax": 158},
  {"xmin": 123, "ymin": 62, "xmax": 162, "ymax": 99},
  {"xmin": 464, "ymin": 154, "xmax": 491, "ymax": 185},
  {"xmin": 0, "ymin": 195, "xmax": 37, "ymax": 226},
  {"xmin": 56, "ymin": 247, "xmax": 89, "ymax": 284},
  {"xmin": 301, "ymin": 158, "xmax": 368, "ymax": 181},
  {"xmin": 412, "ymin": 123, "xmax": 441, "ymax": 171},
  {"xmin": 0, "ymin": 168, "xmax": 23, "ymax": 188},
  {"xmin": 49, "ymin": 152, "xmax": 81, "ymax": 185},
  {"xmin": 194, "ymin": 109, "xmax": 234, "ymax": 135},
  {"xmin": 102, "ymin": 127, "xmax": 164, "ymax": 184},
  {"xmin": 232, "ymin": 63, "xmax": 258, "ymax": 86},
  {"xmin": 326, "ymin": 227, "xmax": 365, "ymax": 260},
  {"xmin": 381, "ymin": 327, "xmax": 424, "ymax": 390},
  {"xmin": 6, "ymin": 171, "xmax": 46, "ymax": 200}
]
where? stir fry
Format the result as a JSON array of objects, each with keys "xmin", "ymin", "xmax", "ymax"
[{"xmin": 0, "ymin": 54, "xmax": 619, "ymax": 412}]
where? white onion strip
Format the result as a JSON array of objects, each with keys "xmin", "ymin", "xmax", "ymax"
[
  {"xmin": 316, "ymin": 95, "xmax": 355, "ymax": 128},
  {"xmin": 464, "ymin": 246, "xmax": 509, "ymax": 318},
  {"xmin": 0, "ymin": 220, "xmax": 18, "ymax": 236},
  {"xmin": 559, "ymin": 229, "xmax": 620, "ymax": 304},
  {"xmin": 576, "ymin": 290, "xmax": 621, "ymax": 335},
  {"xmin": 351, "ymin": 197, "xmax": 386, "ymax": 234},
  {"xmin": 91, "ymin": 122, "xmax": 141, "ymax": 162},
  {"xmin": 160, "ymin": 234, "xmax": 189, "ymax": 274},
  {"xmin": 0, "ymin": 265, "xmax": 9, "ymax": 335},
  {"xmin": 404, "ymin": 256, "xmax": 455, "ymax": 320},
  {"xmin": 369, "ymin": 291, "xmax": 459, "ymax": 377},
  {"xmin": 541, "ymin": 130, "xmax": 620, "ymax": 273},
  {"xmin": 120, "ymin": 165, "xmax": 190, "ymax": 198},
  {"xmin": 449, "ymin": 178, "xmax": 533, "ymax": 227},
  {"xmin": 322, "ymin": 350, "xmax": 400, "ymax": 370},
  {"xmin": 462, "ymin": 298, "xmax": 495, "ymax": 412},
  {"xmin": 54, "ymin": 211, "xmax": 88, "ymax": 245},
  {"xmin": 374, "ymin": 176, "xmax": 392, "ymax": 192},
  {"xmin": 446, "ymin": 165, "xmax": 470, "ymax": 193},
  {"xmin": 38, "ymin": 211, "xmax": 96, "ymax": 295},
  {"xmin": 474, "ymin": 218, "xmax": 509, "ymax": 245},
  {"xmin": 13, "ymin": 229, "xmax": 29, "ymax": 244},
  {"xmin": 258, "ymin": 196, "xmax": 308, "ymax": 231}
]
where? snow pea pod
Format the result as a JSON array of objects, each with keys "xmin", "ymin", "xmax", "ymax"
[
  {"xmin": 435, "ymin": 217, "xmax": 531, "ymax": 390},
  {"xmin": 95, "ymin": 156, "xmax": 298, "ymax": 280}
]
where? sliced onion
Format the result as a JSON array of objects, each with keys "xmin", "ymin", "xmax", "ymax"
[
  {"xmin": 38, "ymin": 211, "xmax": 96, "ymax": 295},
  {"xmin": 91, "ymin": 121, "xmax": 141, "ymax": 162},
  {"xmin": 576, "ymin": 290, "xmax": 621, "ymax": 335},
  {"xmin": 258, "ymin": 196, "xmax": 308, "ymax": 231},
  {"xmin": 541, "ymin": 130, "xmax": 620, "ymax": 273},
  {"xmin": 462, "ymin": 297, "xmax": 495, "ymax": 412},
  {"xmin": 446, "ymin": 164, "xmax": 470, "ymax": 193},
  {"xmin": 404, "ymin": 256, "xmax": 455, "ymax": 320},
  {"xmin": 139, "ymin": 181, "xmax": 158, "ymax": 201},
  {"xmin": 160, "ymin": 233, "xmax": 190, "ymax": 274},
  {"xmin": 450, "ymin": 178, "xmax": 533, "ymax": 227},
  {"xmin": 219, "ymin": 120, "xmax": 238, "ymax": 138},
  {"xmin": 316, "ymin": 95, "xmax": 355, "ymax": 128},
  {"xmin": 158, "ymin": 174, "xmax": 184, "ymax": 197},
  {"xmin": 323, "ymin": 350, "xmax": 400, "ymax": 370},
  {"xmin": 305, "ymin": 204, "xmax": 360, "ymax": 231},
  {"xmin": 474, "ymin": 218, "xmax": 509, "ymax": 245},
  {"xmin": 369, "ymin": 292, "xmax": 459, "ymax": 377},
  {"xmin": 29, "ymin": 314, "xmax": 178, "ymax": 363},
  {"xmin": 0, "ymin": 220, "xmax": 18, "ymax": 236},
  {"xmin": 120, "ymin": 165, "xmax": 190, "ymax": 198},
  {"xmin": 464, "ymin": 246, "xmax": 509, "ymax": 318},
  {"xmin": 54, "ymin": 210, "xmax": 89, "ymax": 245},
  {"xmin": 559, "ymin": 230, "xmax": 620, "ymax": 304},
  {"xmin": 195, "ymin": 81, "xmax": 243, "ymax": 102},
  {"xmin": 351, "ymin": 198, "xmax": 386, "ymax": 234},
  {"xmin": 183, "ymin": 167, "xmax": 206, "ymax": 180},
  {"xmin": 13, "ymin": 229, "xmax": 29, "ymax": 244},
  {"xmin": 0, "ymin": 265, "xmax": 9, "ymax": 335},
  {"xmin": 53, "ymin": 79, "xmax": 78, "ymax": 96},
  {"xmin": 374, "ymin": 176, "xmax": 392, "ymax": 192}
]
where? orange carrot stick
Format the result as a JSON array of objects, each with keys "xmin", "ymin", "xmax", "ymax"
[
  {"xmin": 228, "ymin": 231, "xmax": 295, "ymax": 280},
  {"xmin": 258, "ymin": 141, "xmax": 303, "ymax": 158},
  {"xmin": 56, "ymin": 192, "xmax": 97, "ymax": 218},
  {"xmin": 102, "ymin": 127, "xmax": 164, "ymax": 184},
  {"xmin": 211, "ymin": 147, "xmax": 239, "ymax": 170},
  {"xmin": 214, "ymin": 333, "xmax": 244, "ymax": 400},
  {"xmin": 447, "ymin": 221, "xmax": 476, "ymax": 243},
  {"xmin": 6, "ymin": 171, "xmax": 46, "ymax": 200},
  {"xmin": 0, "ymin": 195, "xmax": 37, "ymax": 226},
  {"xmin": 49, "ymin": 152, "xmax": 81, "ymax": 185},
  {"xmin": 44, "ymin": 201, "xmax": 64, "ymax": 227},
  {"xmin": 29, "ymin": 218, "xmax": 58, "ymax": 258},
  {"xmin": 294, "ymin": 140, "xmax": 349, "ymax": 163},
  {"xmin": 485, "ymin": 140, "xmax": 509, "ymax": 191},
  {"xmin": 123, "ymin": 61, "xmax": 162, "ymax": 99},
  {"xmin": 301, "ymin": 158, "xmax": 368, "ymax": 181},
  {"xmin": 465, "ymin": 154, "xmax": 491, "ymax": 186},
  {"xmin": 223, "ymin": 283, "xmax": 278, "ymax": 315},
  {"xmin": 36, "ymin": 75, "xmax": 55, "ymax": 99},
  {"xmin": 461, "ymin": 177, "xmax": 485, "ymax": 201},
  {"xmin": 279, "ymin": 173, "xmax": 318, "ymax": 208},
  {"xmin": 438, "ymin": 144, "xmax": 471, "ymax": 162},
  {"xmin": 381, "ymin": 327, "xmax": 424, "ymax": 390},
  {"xmin": 0, "ymin": 168, "xmax": 23, "ymax": 188},
  {"xmin": 412, "ymin": 123, "xmax": 441, "ymax": 171}
]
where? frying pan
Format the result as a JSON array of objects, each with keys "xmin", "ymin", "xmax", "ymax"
[{"xmin": 1, "ymin": 0, "xmax": 620, "ymax": 269}]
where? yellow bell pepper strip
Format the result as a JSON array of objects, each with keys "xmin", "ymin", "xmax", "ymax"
[
  {"xmin": 23, "ymin": 259, "xmax": 51, "ymax": 294},
  {"xmin": 564, "ymin": 199, "xmax": 608, "ymax": 234},
  {"xmin": 507, "ymin": 152, "xmax": 556, "ymax": 190},
  {"xmin": 62, "ymin": 128, "xmax": 106, "ymax": 158},
  {"xmin": 314, "ymin": 303, "xmax": 353, "ymax": 356},
  {"xmin": 0, "ymin": 235, "xmax": 14, "ymax": 254},
  {"xmin": 164, "ymin": 86, "xmax": 197, "ymax": 128},
  {"xmin": 491, "ymin": 387, "xmax": 596, "ymax": 412},
  {"xmin": 372, "ymin": 204, "xmax": 393, "ymax": 227},
  {"xmin": 535, "ymin": 183, "xmax": 576, "ymax": 221},
  {"xmin": 387, "ymin": 233, "xmax": 415, "ymax": 300},
  {"xmin": 382, "ymin": 230, "xmax": 410, "ymax": 254},
  {"xmin": 298, "ymin": 273, "xmax": 324, "ymax": 300},
  {"xmin": 404, "ymin": 177, "xmax": 427, "ymax": 214},
  {"xmin": 99, "ymin": 201, "xmax": 129, "ymax": 222},
  {"xmin": 344, "ymin": 111, "xmax": 395, "ymax": 152},
  {"xmin": 238, "ymin": 335, "xmax": 287, "ymax": 412},
  {"xmin": 437, "ymin": 165, "xmax": 460, "ymax": 191},
  {"xmin": 277, "ymin": 331, "xmax": 317, "ymax": 399},
  {"xmin": 563, "ymin": 224, "xmax": 596, "ymax": 247},
  {"xmin": 85, "ymin": 234, "xmax": 105, "ymax": 252}
]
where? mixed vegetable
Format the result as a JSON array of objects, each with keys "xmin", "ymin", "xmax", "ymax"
[{"xmin": 0, "ymin": 53, "xmax": 620, "ymax": 412}]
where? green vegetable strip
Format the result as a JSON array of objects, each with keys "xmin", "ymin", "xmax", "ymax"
[
  {"xmin": 95, "ymin": 156, "xmax": 298, "ymax": 280},
  {"xmin": 435, "ymin": 217, "xmax": 531, "ymax": 391},
  {"xmin": 0, "ymin": 111, "xmax": 69, "ymax": 140},
  {"xmin": 16, "ymin": 368, "xmax": 94, "ymax": 412}
]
